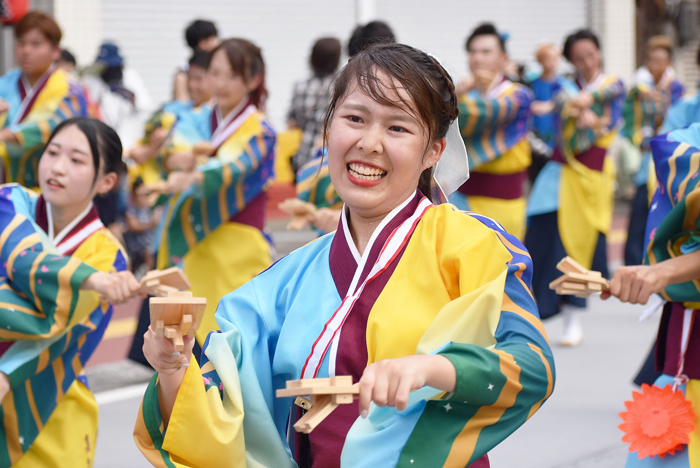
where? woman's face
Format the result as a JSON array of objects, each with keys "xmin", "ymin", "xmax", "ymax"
[
  {"xmin": 38, "ymin": 125, "xmax": 114, "ymax": 208},
  {"xmin": 569, "ymin": 39, "xmax": 601, "ymax": 83},
  {"xmin": 327, "ymin": 75, "xmax": 444, "ymax": 220},
  {"xmin": 207, "ymin": 49, "xmax": 258, "ymax": 113}
]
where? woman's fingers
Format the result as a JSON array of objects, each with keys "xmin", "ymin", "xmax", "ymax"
[
  {"xmin": 358, "ymin": 368, "xmax": 375, "ymax": 418},
  {"xmin": 385, "ymin": 364, "xmax": 401, "ymax": 408},
  {"xmin": 628, "ymin": 277, "xmax": 644, "ymax": 304},
  {"xmin": 371, "ymin": 369, "xmax": 389, "ymax": 407},
  {"xmin": 394, "ymin": 373, "xmax": 414, "ymax": 412}
]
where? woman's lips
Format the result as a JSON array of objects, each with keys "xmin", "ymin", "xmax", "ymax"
[{"xmin": 346, "ymin": 162, "xmax": 387, "ymax": 187}]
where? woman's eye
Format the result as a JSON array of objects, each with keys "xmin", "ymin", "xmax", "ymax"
[
  {"xmin": 346, "ymin": 115, "xmax": 362, "ymax": 123},
  {"xmin": 389, "ymin": 125, "xmax": 408, "ymax": 133},
  {"xmin": 71, "ymin": 158, "xmax": 85, "ymax": 165}
]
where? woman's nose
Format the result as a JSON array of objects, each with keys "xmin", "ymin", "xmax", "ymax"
[{"xmin": 357, "ymin": 125, "xmax": 383, "ymax": 154}]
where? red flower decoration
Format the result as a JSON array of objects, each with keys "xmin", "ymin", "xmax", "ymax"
[{"xmin": 619, "ymin": 384, "xmax": 695, "ymax": 459}]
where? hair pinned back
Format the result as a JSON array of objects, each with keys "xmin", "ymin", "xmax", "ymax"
[
  {"xmin": 45, "ymin": 118, "xmax": 123, "ymax": 182},
  {"xmin": 323, "ymin": 43, "xmax": 459, "ymax": 201},
  {"xmin": 209, "ymin": 38, "xmax": 267, "ymax": 107}
]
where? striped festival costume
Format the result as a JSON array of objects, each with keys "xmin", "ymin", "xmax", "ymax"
[
  {"xmin": 0, "ymin": 67, "xmax": 88, "ymax": 187},
  {"xmin": 155, "ymin": 99, "xmax": 276, "ymax": 344},
  {"xmin": 135, "ymin": 191, "xmax": 555, "ymax": 468},
  {"xmin": 0, "ymin": 183, "xmax": 127, "ymax": 467},
  {"xmin": 450, "ymin": 76, "xmax": 533, "ymax": 240},
  {"xmin": 526, "ymin": 73, "xmax": 625, "ymax": 318},
  {"xmin": 625, "ymin": 124, "xmax": 700, "ymax": 467}
]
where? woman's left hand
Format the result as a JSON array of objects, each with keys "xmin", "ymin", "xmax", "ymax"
[
  {"xmin": 357, "ymin": 355, "xmax": 455, "ymax": 416},
  {"xmin": 601, "ymin": 264, "xmax": 671, "ymax": 305}
]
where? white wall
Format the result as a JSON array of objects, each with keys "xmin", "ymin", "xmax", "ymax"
[
  {"xmin": 589, "ymin": 0, "xmax": 636, "ymax": 84},
  {"xmin": 54, "ymin": 0, "xmax": 102, "ymax": 67},
  {"xmin": 55, "ymin": 0, "xmax": 592, "ymax": 131},
  {"xmin": 376, "ymin": 0, "xmax": 588, "ymax": 82},
  {"xmin": 100, "ymin": 0, "xmax": 357, "ymax": 129}
]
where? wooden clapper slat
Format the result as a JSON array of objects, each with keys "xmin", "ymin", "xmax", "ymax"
[
  {"xmin": 139, "ymin": 267, "xmax": 192, "ymax": 297},
  {"xmin": 549, "ymin": 256, "xmax": 610, "ymax": 298},
  {"xmin": 276, "ymin": 376, "xmax": 360, "ymax": 433},
  {"xmin": 142, "ymin": 268, "xmax": 207, "ymax": 352}
]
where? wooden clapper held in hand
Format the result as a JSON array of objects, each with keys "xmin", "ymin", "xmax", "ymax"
[
  {"xmin": 276, "ymin": 376, "xmax": 360, "ymax": 433},
  {"xmin": 140, "ymin": 267, "xmax": 207, "ymax": 352},
  {"xmin": 549, "ymin": 256, "xmax": 610, "ymax": 298}
]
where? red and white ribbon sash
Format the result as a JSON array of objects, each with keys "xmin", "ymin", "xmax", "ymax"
[
  {"xmin": 210, "ymin": 101, "xmax": 257, "ymax": 152},
  {"xmin": 56, "ymin": 219, "xmax": 104, "ymax": 255},
  {"xmin": 46, "ymin": 201, "xmax": 104, "ymax": 255},
  {"xmin": 300, "ymin": 196, "xmax": 433, "ymax": 379}
]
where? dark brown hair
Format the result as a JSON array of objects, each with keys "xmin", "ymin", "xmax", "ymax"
[
  {"xmin": 14, "ymin": 11, "xmax": 62, "ymax": 46},
  {"xmin": 209, "ymin": 38, "xmax": 267, "ymax": 107},
  {"xmin": 323, "ymin": 43, "xmax": 458, "ymax": 201},
  {"xmin": 311, "ymin": 37, "xmax": 341, "ymax": 78}
]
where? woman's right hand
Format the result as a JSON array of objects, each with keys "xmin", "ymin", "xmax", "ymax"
[
  {"xmin": 81, "ymin": 270, "xmax": 141, "ymax": 304},
  {"xmin": 143, "ymin": 325, "xmax": 193, "ymax": 375}
]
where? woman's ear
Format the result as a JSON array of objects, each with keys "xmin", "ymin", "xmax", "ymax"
[
  {"xmin": 246, "ymin": 73, "xmax": 263, "ymax": 94},
  {"xmin": 424, "ymin": 137, "xmax": 447, "ymax": 170},
  {"xmin": 95, "ymin": 172, "xmax": 118, "ymax": 196}
]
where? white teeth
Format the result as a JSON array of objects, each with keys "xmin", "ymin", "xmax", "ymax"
[{"xmin": 348, "ymin": 162, "xmax": 387, "ymax": 180}]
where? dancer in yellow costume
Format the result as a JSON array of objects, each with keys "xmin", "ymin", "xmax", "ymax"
[
  {"xmin": 135, "ymin": 42, "xmax": 553, "ymax": 468},
  {"xmin": 0, "ymin": 118, "xmax": 140, "ymax": 467},
  {"xmin": 155, "ymin": 39, "xmax": 275, "ymax": 345},
  {"xmin": 0, "ymin": 12, "xmax": 88, "ymax": 188},
  {"xmin": 451, "ymin": 23, "xmax": 533, "ymax": 240},
  {"xmin": 525, "ymin": 29, "xmax": 625, "ymax": 346}
]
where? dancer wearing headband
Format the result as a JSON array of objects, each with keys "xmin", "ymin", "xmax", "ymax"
[
  {"xmin": 451, "ymin": 23, "xmax": 534, "ymax": 241},
  {"xmin": 525, "ymin": 29, "xmax": 625, "ymax": 346},
  {"xmin": 135, "ymin": 43, "xmax": 554, "ymax": 468},
  {"xmin": 153, "ymin": 38, "xmax": 275, "ymax": 346}
]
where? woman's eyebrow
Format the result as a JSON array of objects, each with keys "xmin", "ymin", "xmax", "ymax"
[
  {"xmin": 341, "ymin": 102, "xmax": 418, "ymax": 123},
  {"xmin": 341, "ymin": 103, "xmax": 370, "ymax": 113}
]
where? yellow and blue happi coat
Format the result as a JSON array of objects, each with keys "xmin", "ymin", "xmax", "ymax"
[
  {"xmin": 296, "ymin": 149, "xmax": 341, "ymax": 210},
  {"xmin": 154, "ymin": 104, "xmax": 276, "ymax": 344},
  {"xmin": 527, "ymin": 75, "xmax": 625, "ymax": 268},
  {"xmin": 621, "ymin": 74, "xmax": 684, "ymax": 188},
  {"xmin": 0, "ymin": 184, "xmax": 127, "ymax": 467},
  {"xmin": 135, "ymin": 198, "xmax": 555, "ymax": 467},
  {"xmin": 624, "ymin": 127, "xmax": 700, "ymax": 468},
  {"xmin": 645, "ymin": 125, "xmax": 700, "ymax": 307},
  {"xmin": 457, "ymin": 81, "xmax": 533, "ymax": 171},
  {"xmin": 0, "ymin": 68, "xmax": 88, "ymax": 187},
  {"xmin": 451, "ymin": 81, "xmax": 533, "ymax": 239},
  {"xmin": 156, "ymin": 104, "xmax": 276, "ymax": 266}
]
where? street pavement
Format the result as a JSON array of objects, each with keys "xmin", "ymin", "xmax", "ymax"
[{"xmin": 89, "ymin": 204, "xmax": 654, "ymax": 467}]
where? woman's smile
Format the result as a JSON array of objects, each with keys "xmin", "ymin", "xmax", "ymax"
[{"xmin": 346, "ymin": 161, "xmax": 388, "ymax": 187}]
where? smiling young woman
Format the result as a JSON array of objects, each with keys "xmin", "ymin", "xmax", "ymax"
[
  {"xmin": 0, "ymin": 117, "xmax": 141, "ymax": 466},
  {"xmin": 136, "ymin": 43, "xmax": 554, "ymax": 468}
]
